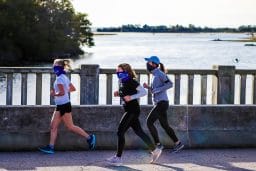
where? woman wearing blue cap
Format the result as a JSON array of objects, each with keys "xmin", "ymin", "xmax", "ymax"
[
  {"xmin": 107, "ymin": 63, "xmax": 162, "ymax": 166},
  {"xmin": 143, "ymin": 56, "xmax": 184, "ymax": 153}
]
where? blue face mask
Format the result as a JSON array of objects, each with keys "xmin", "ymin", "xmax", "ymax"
[
  {"xmin": 53, "ymin": 66, "xmax": 66, "ymax": 76},
  {"xmin": 116, "ymin": 71, "xmax": 130, "ymax": 83}
]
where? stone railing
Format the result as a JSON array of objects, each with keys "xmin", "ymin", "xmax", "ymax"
[
  {"xmin": 0, "ymin": 65, "xmax": 256, "ymax": 105},
  {"xmin": 1, "ymin": 105, "xmax": 256, "ymax": 151}
]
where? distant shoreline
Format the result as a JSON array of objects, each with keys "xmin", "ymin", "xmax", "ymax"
[
  {"xmin": 94, "ymin": 32, "xmax": 253, "ymax": 34},
  {"xmin": 96, "ymin": 24, "xmax": 256, "ymax": 34}
]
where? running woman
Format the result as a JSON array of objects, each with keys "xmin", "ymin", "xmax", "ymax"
[
  {"xmin": 107, "ymin": 63, "xmax": 162, "ymax": 166},
  {"xmin": 39, "ymin": 59, "xmax": 96, "ymax": 154},
  {"xmin": 143, "ymin": 56, "xmax": 184, "ymax": 153}
]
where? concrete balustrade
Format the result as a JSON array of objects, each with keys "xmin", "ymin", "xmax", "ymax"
[{"xmin": 1, "ymin": 65, "xmax": 256, "ymax": 105}]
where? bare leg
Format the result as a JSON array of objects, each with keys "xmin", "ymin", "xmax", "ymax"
[
  {"xmin": 49, "ymin": 111, "xmax": 62, "ymax": 146},
  {"xmin": 62, "ymin": 112, "xmax": 90, "ymax": 138}
]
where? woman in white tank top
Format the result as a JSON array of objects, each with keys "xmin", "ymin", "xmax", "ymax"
[{"xmin": 39, "ymin": 59, "xmax": 96, "ymax": 154}]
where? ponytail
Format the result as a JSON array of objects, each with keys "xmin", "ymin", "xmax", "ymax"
[
  {"xmin": 63, "ymin": 59, "xmax": 72, "ymax": 71},
  {"xmin": 53, "ymin": 59, "xmax": 72, "ymax": 71},
  {"xmin": 159, "ymin": 63, "xmax": 167, "ymax": 73}
]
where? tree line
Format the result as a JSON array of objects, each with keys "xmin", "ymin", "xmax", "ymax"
[
  {"xmin": 0, "ymin": 0, "xmax": 94, "ymax": 66},
  {"xmin": 97, "ymin": 24, "xmax": 256, "ymax": 33}
]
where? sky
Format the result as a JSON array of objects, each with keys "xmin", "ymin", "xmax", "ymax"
[{"xmin": 71, "ymin": 0, "xmax": 256, "ymax": 28}]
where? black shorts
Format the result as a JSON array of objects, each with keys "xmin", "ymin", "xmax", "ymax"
[{"xmin": 55, "ymin": 102, "xmax": 72, "ymax": 116}]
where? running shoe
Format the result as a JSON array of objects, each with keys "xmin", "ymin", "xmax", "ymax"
[
  {"xmin": 87, "ymin": 134, "xmax": 96, "ymax": 150},
  {"xmin": 38, "ymin": 145, "xmax": 54, "ymax": 154},
  {"xmin": 106, "ymin": 156, "xmax": 122, "ymax": 166}
]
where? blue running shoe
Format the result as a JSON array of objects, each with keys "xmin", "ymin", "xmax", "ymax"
[
  {"xmin": 38, "ymin": 145, "xmax": 54, "ymax": 154},
  {"xmin": 87, "ymin": 134, "xmax": 96, "ymax": 150}
]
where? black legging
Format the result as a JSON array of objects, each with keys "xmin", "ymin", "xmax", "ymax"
[
  {"xmin": 147, "ymin": 101, "xmax": 178, "ymax": 144},
  {"xmin": 117, "ymin": 103, "xmax": 155, "ymax": 157}
]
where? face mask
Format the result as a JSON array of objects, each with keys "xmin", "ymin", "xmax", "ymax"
[
  {"xmin": 146, "ymin": 62, "xmax": 156, "ymax": 72},
  {"xmin": 116, "ymin": 71, "xmax": 130, "ymax": 83},
  {"xmin": 53, "ymin": 66, "xmax": 66, "ymax": 76}
]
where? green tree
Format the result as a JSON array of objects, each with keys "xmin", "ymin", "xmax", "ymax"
[{"xmin": 0, "ymin": 0, "xmax": 94, "ymax": 65}]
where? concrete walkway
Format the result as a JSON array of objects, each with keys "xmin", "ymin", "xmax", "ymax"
[{"xmin": 0, "ymin": 149, "xmax": 256, "ymax": 171}]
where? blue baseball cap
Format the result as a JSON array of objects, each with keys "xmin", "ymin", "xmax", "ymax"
[{"xmin": 144, "ymin": 56, "xmax": 160, "ymax": 64}]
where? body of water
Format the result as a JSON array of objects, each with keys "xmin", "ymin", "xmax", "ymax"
[
  {"xmin": 1, "ymin": 33, "xmax": 255, "ymax": 105},
  {"xmin": 73, "ymin": 33, "xmax": 256, "ymax": 69}
]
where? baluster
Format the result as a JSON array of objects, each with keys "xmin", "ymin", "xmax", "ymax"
[
  {"xmin": 137, "ymin": 74, "xmax": 140, "ymax": 83},
  {"xmin": 147, "ymin": 73, "xmax": 152, "ymax": 104},
  {"xmin": 240, "ymin": 74, "xmax": 247, "ymax": 104},
  {"xmin": 21, "ymin": 73, "xmax": 27, "ymax": 105},
  {"xmin": 188, "ymin": 74, "xmax": 194, "ymax": 104},
  {"xmin": 253, "ymin": 74, "xmax": 256, "ymax": 104},
  {"xmin": 67, "ymin": 73, "xmax": 71, "ymax": 98},
  {"xmin": 106, "ymin": 74, "xmax": 113, "ymax": 104},
  {"xmin": 174, "ymin": 74, "xmax": 180, "ymax": 104},
  {"xmin": 201, "ymin": 75, "xmax": 207, "ymax": 104},
  {"xmin": 50, "ymin": 73, "xmax": 56, "ymax": 105},
  {"xmin": 211, "ymin": 74, "xmax": 218, "ymax": 105},
  {"xmin": 36, "ymin": 73, "xmax": 42, "ymax": 105},
  {"xmin": 6, "ymin": 73, "xmax": 13, "ymax": 105}
]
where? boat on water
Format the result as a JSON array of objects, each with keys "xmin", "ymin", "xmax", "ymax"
[
  {"xmin": 212, "ymin": 38, "xmax": 222, "ymax": 41},
  {"xmin": 244, "ymin": 44, "xmax": 256, "ymax": 46}
]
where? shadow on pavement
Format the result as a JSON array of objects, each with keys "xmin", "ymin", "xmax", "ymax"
[{"xmin": 0, "ymin": 149, "xmax": 255, "ymax": 171}]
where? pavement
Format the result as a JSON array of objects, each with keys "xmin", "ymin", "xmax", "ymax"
[{"xmin": 0, "ymin": 149, "xmax": 256, "ymax": 171}]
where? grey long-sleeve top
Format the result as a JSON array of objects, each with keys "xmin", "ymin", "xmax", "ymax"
[{"xmin": 150, "ymin": 68, "xmax": 173, "ymax": 104}]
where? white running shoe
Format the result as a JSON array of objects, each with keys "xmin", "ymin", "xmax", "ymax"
[
  {"xmin": 150, "ymin": 147, "xmax": 162, "ymax": 163},
  {"xmin": 106, "ymin": 156, "xmax": 122, "ymax": 166},
  {"xmin": 157, "ymin": 144, "xmax": 164, "ymax": 150}
]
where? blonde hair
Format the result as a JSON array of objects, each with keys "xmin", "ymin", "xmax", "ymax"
[
  {"xmin": 53, "ymin": 59, "xmax": 72, "ymax": 71},
  {"xmin": 118, "ymin": 63, "xmax": 137, "ymax": 79}
]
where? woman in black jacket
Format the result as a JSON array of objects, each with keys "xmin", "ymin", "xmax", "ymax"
[{"xmin": 107, "ymin": 63, "xmax": 162, "ymax": 166}]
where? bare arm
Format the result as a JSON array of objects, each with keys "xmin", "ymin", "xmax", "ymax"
[{"xmin": 69, "ymin": 83, "xmax": 76, "ymax": 92}]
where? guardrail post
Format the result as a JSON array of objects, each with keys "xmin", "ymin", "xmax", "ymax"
[
  {"xmin": 216, "ymin": 65, "xmax": 235, "ymax": 104},
  {"xmin": 80, "ymin": 65, "xmax": 99, "ymax": 104}
]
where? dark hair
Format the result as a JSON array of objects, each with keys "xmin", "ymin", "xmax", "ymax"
[
  {"xmin": 153, "ymin": 62, "xmax": 167, "ymax": 73},
  {"xmin": 159, "ymin": 63, "xmax": 167, "ymax": 73}
]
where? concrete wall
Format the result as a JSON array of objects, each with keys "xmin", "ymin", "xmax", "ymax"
[{"xmin": 0, "ymin": 105, "xmax": 256, "ymax": 151}]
